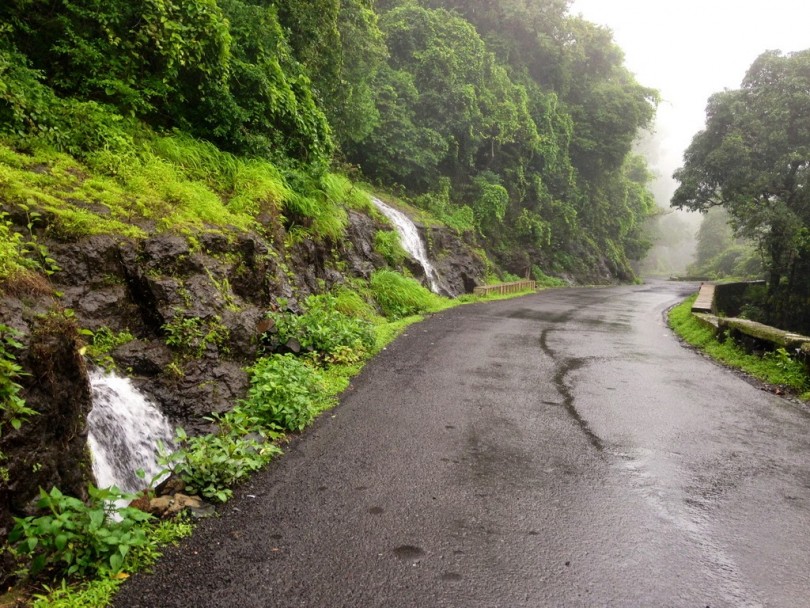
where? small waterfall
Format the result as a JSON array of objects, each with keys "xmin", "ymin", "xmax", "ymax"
[
  {"xmin": 87, "ymin": 370, "xmax": 174, "ymax": 493},
  {"xmin": 371, "ymin": 197, "xmax": 446, "ymax": 294}
]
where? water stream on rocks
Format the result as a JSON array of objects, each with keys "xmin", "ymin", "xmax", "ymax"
[
  {"xmin": 87, "ymin": 370, "xmax": 174, "ymax": 493},
  {"xmin": 371, "ymin": 197, "xmax": 447, "ymax": 294}
]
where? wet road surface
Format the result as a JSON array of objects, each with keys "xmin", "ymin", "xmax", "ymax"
[{"xmin": 114, "ymin": 282, "xmax": 810, "ymax": 607}]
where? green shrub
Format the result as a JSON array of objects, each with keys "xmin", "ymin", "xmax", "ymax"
[
  {"xmin": 0, "ymin": 323, "xmax": 35, "ymax": 435},
  {"xmin": 168, "ymin": 409, "xmax": 281, "ymax": 503},
  {"xmin": 413, "ymin": 180, "xmax": 475, "ymax": 233},
  {"xmin": 228, "ymin": 161, "xmax": 290, "ymax": 218},
  {"xmin": 83, "ymin": 327, "xmax": 134, "ymax": 369},
  {"xmin": 282, "ymin": 170, "xmax": 349, "ymax": 242},
  {"xmin": 149, "ymin": 133, "xmax": 241, "ymax": 190},
  {"xmin": 0, "ymin": 208, "xmax": 59, "ymax": 282},
  {"xmin": 31, "ymin": 578, "xmax": 120, "ymax": 608},
  {"xmin": 669, "ymin": 296, "xmax": 810, "ymax": 395},
  {"xmin": 0, "ymin": 44, "xmax": 135, "ymax": 160},
  {"xmin": 331, "ymin": 286, "xmax": 380, "ymax": 322},
  {"xmin": 9, "ymin": 486, "xmax": 153, "ymax": 579},
  {"xmin": 370, "ymin": 270, "xmax": 442, "ymax": 318},
  {"xmin": 763, "ymin": 347, "xmax": 809, "ymax": 391},
  {"xmin": 163, "ymin": 314, "xmax": 229, "ymax": 359},
  {"xmin": 0, "ymin": 212, "xmax": 29, "ymax": 282},
  {"xmin": 267, "ymin": 294, "xmax": 375, "ymax": 363},
  {"xmin": 243, "ymin": 354, "xmax": 330, "ymax": 431}
]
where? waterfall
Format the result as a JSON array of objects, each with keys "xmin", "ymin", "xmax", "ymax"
[
  {"xmin": 87, "ymin": 370, "xmax": 174, "ymax": 493},
  {"xmin": 371, "ymin": 197, "xmax": 446, "ymax": 294}
]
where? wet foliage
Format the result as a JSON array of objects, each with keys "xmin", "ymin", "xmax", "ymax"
[{"xmin": 674, "ymin": 50, "xmax": 810, "ymax": 333}]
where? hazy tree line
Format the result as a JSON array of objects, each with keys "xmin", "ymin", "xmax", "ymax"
[
  {"xmin": 674, "ymin": 50, "xmax": 810, "ymax": 333},
  {"xmin": 0, "ymin": 0, "xmax": 660, "ymax": 280}
]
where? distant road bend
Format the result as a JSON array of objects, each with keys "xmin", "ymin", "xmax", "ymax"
[{"xmin": 115, "ymin": 281, "xmax": 810, "ymax": 608}]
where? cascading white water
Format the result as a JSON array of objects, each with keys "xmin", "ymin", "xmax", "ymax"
[
  {"xmin": 371, "ymin": 197, "xmax": 447, "ymax": 294},
  {"xmin": 87, "ymin": 370, "xmax": 174, "ymax": 493}
]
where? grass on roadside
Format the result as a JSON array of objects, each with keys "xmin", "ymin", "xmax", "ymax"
[{"xmin": 668, "ymin": 295, "xmax": 810, "ymax": 400}]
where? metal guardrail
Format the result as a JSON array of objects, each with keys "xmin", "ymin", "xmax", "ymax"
[{"xmin": 473, "ymin": 280, "xmax": 537, "ymax": 296}]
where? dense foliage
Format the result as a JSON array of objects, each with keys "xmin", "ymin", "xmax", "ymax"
[
  {"xmin": 686, "ymin": 207, "xmax": 762, "ymax": 280},
  {"xmin": 673, "ymin": 50, "xmax": 810, "ymax": 332},
  {"xmin": 9, "ymin": 486, "xmax": 153, "ymax": 579},
  {"xmin": 0, "ymin": 0, "xmax": 659, "ymax": 282}
]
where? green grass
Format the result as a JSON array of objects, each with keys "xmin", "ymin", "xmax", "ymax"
[
  {"xmin": 669, "ymin": 295, "xmax": 810, "ymax": 399},
  {"xmin": 0, "ymin": 133, "xmax": 383, "ymax": 256},
  {"xmin": 370, "ymin": 270, "xmax": 444, "ymax": 318}
]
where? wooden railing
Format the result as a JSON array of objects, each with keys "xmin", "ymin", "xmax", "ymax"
[
  {"xmin": 473, "ymin": 280, "xmax": 537, "ymax": 296},
  {"xmin": 691, "ymin": 283, "xmax": 715, "ymax": 313}
]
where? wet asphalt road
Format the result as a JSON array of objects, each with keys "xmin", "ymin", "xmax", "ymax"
[{"xmin": 113, "ymin": 281, "xmax": 810, "ymax": 607}]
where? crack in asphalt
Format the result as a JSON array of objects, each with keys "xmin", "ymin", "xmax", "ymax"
[{"xmin": 540, "ymin": 327, "xmax": 604, "ymax": 451}]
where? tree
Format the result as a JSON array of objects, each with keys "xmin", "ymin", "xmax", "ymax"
[
  {"xmin": 673, "ymin": 49, "xmax": 810, "ymax": 331},
  {"xmin": 686, "ymin": 207, "xmax": 761, "ymax": 280},
  {"xmin": 217, "ymin": 0, "xmax": 333, "ymax": 163}
]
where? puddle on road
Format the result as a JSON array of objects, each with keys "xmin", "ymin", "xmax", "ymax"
[
  {"xmin": 393, "ymin": 545, "xmax": 425, "ymax": 560},
  {"xmin": 610, "ymin": 448, "xmax": 760, "ymax": 607}
]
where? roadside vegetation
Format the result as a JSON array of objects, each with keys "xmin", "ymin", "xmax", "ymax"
[
  {"xmin": 3, "ymin": 274, "xmax": 536, "ymax": 607},
  {"xmin": 668, "ymin": 296, "xmax": 810, "ymax": 401}
]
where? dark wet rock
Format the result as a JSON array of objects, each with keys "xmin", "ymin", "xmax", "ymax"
[
  {"xmin": 182, "ymin": 274, "xmax": 227, "ymax": 319},
  {"xmin": 112, "ymin": 340, "xmax": 173, "ymax": 376},
  {"xmin": 343, "ymin": 210, "xmax": 387, "ymax": 278},
  {"xmin": 47, "ymin": 235, "xmax": 123, "ymax": 287},
  {"xmin": 283, "ymin": 338, "xmax": 302, "ymax": 355},
  {"xmin": 140, "ymin": 235, "xmax": 204, "ymax": 276},
  {"xmin": 69, "ymin": 285, "xmax": 131, "ymax": 326},
  {"xmin": 198, "ymin": 232, "xmax": 232, "ymax": 256},
  {"xmin": 145, "ymin": 276, "xmax": 187, "ymax": 318},
  {"xmin": 139, "ymin": 359, "xmax": 249, "ymax": 423},
  {"xmin": 228, "ymin": 239, "xmax": 287, "ymax": 307},
  {"xmin": 155, "ymin": 474, "xmax": 186, "ymax": 497},
  {"xmin": 422, "ymin": 226, "xmax": 487, "ymax": 296},
  {"xmin": 119, "ymin": 253, "xmax": 167, "ymax": 335},
  {"xmin": 221, "ymin": 308, "xmax": 264, "ymax": 362}
]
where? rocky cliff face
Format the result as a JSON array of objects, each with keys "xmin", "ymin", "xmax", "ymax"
[
  {"xmin": 0, "ymin": 204, "xmax": 486, "ymax": 554},
  {"xmin": 422, "ymin": 225, "xmax": 486, "ymax": 296}
]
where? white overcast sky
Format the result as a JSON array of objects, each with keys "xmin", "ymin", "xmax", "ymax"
[{"xmin": 571, "ymin": 0, "xmax": 810, "ymax": 203}]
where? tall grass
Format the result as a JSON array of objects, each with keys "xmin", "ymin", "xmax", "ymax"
[
  {"xmin": 370, "ymin": 270, "xmax": 444, "ymax": 318},
  {"xmin": 283, "ymin": 170, "xmax": 349, "ymax": 242},
  {"xmin": 374, "ymin": 230, "xmax": 407, "ymax": 266},
  {"xmin": 228, "ymin": 161, "xmax": 290, "ymax": 218},
  {"xmin": 149, "ymin": 133, "xmax": 241, "ymax": 190}
]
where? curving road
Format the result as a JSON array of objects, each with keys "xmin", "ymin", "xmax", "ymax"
[{"xmin": 114, "ymin": 281, "xmax": 810, "ymax": 607}]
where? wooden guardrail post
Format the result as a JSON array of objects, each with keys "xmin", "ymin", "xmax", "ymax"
[{"xmin": 473, "ymin": 280, "xmax": 537, "ymax": 297}]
